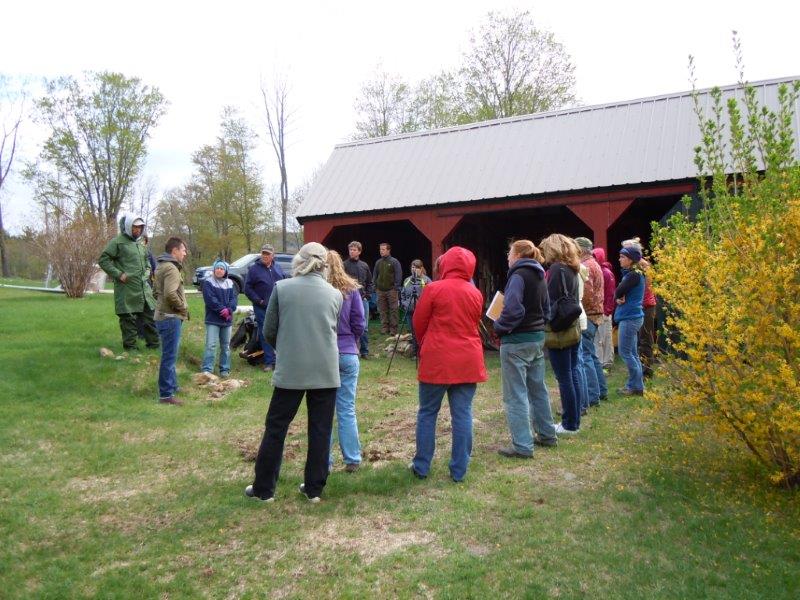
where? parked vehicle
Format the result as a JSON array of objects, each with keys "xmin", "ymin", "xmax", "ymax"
[{"xmin": 192, "ymin": 252, "xmax": 294, "ymax": 294}]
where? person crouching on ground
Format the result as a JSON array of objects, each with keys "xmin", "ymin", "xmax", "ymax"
[
  {"xmin": 410, "ymin": 246, "xmax": 487, "ymax": 482},
  {"xmin": 401, "ymin": 259, "xmax": 431, "ymax": 357},
  {"xmin": 201, "ymin": 260, "xmax": 237, "ymax": 378},
  {"xmin": 245, "ymin": 243, "xmax": 343, "ymax": 503},
  {"xmin": 326, "ymin": 250, "xmax": 366, "ymax": 473},
  {"xmin": 494, "ymin": 240, "xmax": 557, "ymax": 458}
]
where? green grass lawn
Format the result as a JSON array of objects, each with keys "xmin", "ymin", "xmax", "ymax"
[{"xmin": 1, "ymin": 287, "xmax": 798, "ymax": 599}]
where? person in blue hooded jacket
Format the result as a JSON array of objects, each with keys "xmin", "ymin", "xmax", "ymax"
[
  {"xmin": 494, "ymin": 239, "xmax": 557, "ymax": 457},
  {"xmin": 201, "ymin": 260, "xmax": 238, "ymax": 377}
]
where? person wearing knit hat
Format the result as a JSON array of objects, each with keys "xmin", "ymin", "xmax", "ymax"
[
  {"xmin": 574, "ymin": 237, "xmax": 593, "ymax": 252},
  {"xmin": 201, "ymin": 259, "xmax": 238, "ymax": 377},
  {"xmin": 622, "ymin": 237, "xmax": 657, "ymax": 378},
  {"xmin": 614, "ymin": 246, "xmax": 646, "ymax": 395},
  {"xmin": 619, "ymin": 246, "xmax": 642, "ymax": 263}
]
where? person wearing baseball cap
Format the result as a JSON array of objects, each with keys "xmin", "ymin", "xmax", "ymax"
[{"xmin": 244, "ymin": 243, "xmax": 286, "ymax": 371}]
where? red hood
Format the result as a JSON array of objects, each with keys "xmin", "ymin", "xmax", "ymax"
[
  {"xmin": 438, "ymin": 246, "xmax": 476, "ymax": 281},
  {"xmin": 592, "ymin": 247, "xmax": 607, "ymax": 263}
]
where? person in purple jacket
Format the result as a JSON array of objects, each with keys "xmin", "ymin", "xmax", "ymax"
[
  {"xmin": 201, "ymin": 260, "xmax": 238, "ymax": 377},
  {"xmin": 326, "ymin": 250, "xmax": 367, "ymax": 472}
]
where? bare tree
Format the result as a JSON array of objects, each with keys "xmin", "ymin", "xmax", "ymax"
[
  {"xmin": 260, "ymin": 76, "xmax": 292, "ymax": 252},
  {"xmin": 125, "ymin": 175, "xmax": 160, "ymax": 231},
  {"xmin": 0, "ymin": 75, "xmax": 25, "ymax": 277}
]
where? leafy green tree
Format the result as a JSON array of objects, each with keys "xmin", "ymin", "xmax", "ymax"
[
  {"xmin": 220, "ymin": 108, "xmax": 265, "ymax": 253},
  {"xmin": 156, "ymin": 108, "xmax": 266, "ymax": 265},
  {"xmin": 407, "ymin": 72, "xmax": 466, "ymax": 130},
  {"xmin": 353, "ymin": 67, "xmax": 413, "ymax": 138},
  {"xmin": 352, "ymin": 11, "xmax": 576, "ymax": 139},
  {"xmin": 460, "ymin": 10, "xmax": 576, "ymax": 120},
  {"xmin": 30, "ymin": 71, "xmax": 167, "ymax": 225}
]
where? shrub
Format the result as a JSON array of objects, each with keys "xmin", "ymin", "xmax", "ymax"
[
  {"xmin": 40, "ymin": 212, "xmax": 112, "ymax": 298},
  {"xmin": 651, "ymin": 57, "xmax": 800, "ymax": 488}
]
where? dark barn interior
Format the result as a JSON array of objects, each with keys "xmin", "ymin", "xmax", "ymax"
[{"xmin": 323, "ymin": 220, "xmax": 432, "ymax": 278}]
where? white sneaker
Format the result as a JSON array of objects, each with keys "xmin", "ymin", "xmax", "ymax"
[
  {"xmin": 244, "ymin": 484, "xmax": 274, "ymax": 502},
  {"xmin": 299, "ymin": 483, "xmax": 321, "ymax": 503},
  {"xmin": 554, "ymin": 423, "xmax": 579, "ymax": 435}
]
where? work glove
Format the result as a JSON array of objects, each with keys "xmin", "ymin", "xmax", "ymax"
[{"xmin": 220, "ymin": 308, "xmax": 232, "ymax": 321}]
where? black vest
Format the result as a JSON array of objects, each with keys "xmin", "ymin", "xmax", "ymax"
[{"xmin": 508, "ymin": 263, "xmax": 547, "ymax": 333}]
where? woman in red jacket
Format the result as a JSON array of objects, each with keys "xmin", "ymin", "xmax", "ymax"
[{"xmin": 410, "ymin": 246, "xmax": 488, "ymax": 482}]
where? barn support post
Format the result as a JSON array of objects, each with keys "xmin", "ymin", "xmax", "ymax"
[
  {"xmin": 409, "ymin": 214, "xmax": 463, "ymax": 268},
  {"xmin": 301, "ymin": 220, "xmax": 335, "ymax": 245},
  {"xmin": 567, "ymin": 199, "xmax": 634, "ymax": 253}
]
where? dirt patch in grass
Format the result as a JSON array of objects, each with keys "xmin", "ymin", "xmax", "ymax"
[
  {"xmin": 231, "ymin": 420, "xmax": 307, "ymax": 463},
  {"xmin": 307, "ymin": 513, "xmax": 441, "ymax": 565},
  {"xmin": 121, "ymin": 428, "xmax": 168, "ymax": 444},
  {"xmin": 363, "ymin": 407, "xmax": 452, "ymax": 464}
]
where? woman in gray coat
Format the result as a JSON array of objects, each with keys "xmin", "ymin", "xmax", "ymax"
[{"xmin": 245, "ymin": 242, "xmax": 343, "ymax": 503}]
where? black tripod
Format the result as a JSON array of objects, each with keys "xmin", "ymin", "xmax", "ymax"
[{"xmin": 385, "ymin": 287, "xmax": 419, "ymax": 375}]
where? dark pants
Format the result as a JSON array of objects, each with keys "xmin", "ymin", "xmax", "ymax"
[
  {"xmin": 548, "ymin": 343, "xmax": 581, "ymax": 431},
  {"xmin": 377, "ymin": 289, "xmax": 399, "ymax": 334},
  {"xmin": 639, "ymin": 305, "xmax": 657, "ymax": 377},
  {"xmin": 119, "ymin": 306, "xmax": 159, "ymax": 349},
  {"xmin": 252, "ymin": 386, "xmax": 337, "ymax": 499},
  {"xmin": 253, "ymin": 304, "xmax": 276, "ymax": 366},
  {"xmin": 359, "ymin": 297, "xmax": 370, "ymax": 356}
]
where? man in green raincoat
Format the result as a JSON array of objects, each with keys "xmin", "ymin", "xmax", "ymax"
[{"xmin": 98, "ymin": 214, "xmax": 160, "ymax": 350}]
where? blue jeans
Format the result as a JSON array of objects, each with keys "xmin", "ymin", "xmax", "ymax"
[
  {"xmin": 580, "ymin": 320, "xmax": 607, "ymax": 404},
  {"xmin": 412, "ymin": 383, "xmax": 475, "ymax": 481},
  {"xmin": 548, "ymin": 342, "xmax": 581, "ymax": 431},
  {"xmin": 359, "ymin": 298, "xmax": 369, "ymax": 356},
  {"xmin": 202, "ymin": 323, "xmax": 232, "ymax": 375},
  {"xmin": 500, "ymin": 339, "xmax": 556, "ymax": 454},
  {"xmin": 156, "ymin": 318, "xmax": 182, "ymax": 400},
  {"xmin": 618, "ymin": 317, "xmax": 644, "ymax": 392},
  {"xmin": 330, "ymin": 353, "xmax": 362, "ymax": 466},
  {"xmin": 577, "ymin": 341, "xmax": 590, "ymax": 411},
  {"xmin": 253, "ymin": 304, "xmax": 276, "ymax": 366}
]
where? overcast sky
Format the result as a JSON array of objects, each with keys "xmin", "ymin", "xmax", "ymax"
[{"xmin": 2, "ymin": 0, "xmax": 798, "ymax": 233}]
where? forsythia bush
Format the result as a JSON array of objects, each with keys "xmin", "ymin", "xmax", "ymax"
[{"xmin": 652, "ymin": 77, "xmax": 800, "ymax": 489}]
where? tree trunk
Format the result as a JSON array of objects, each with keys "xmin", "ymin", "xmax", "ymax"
[{"xmin": 0, "ymin": 202, "xmax": 8, "ymax": 276}]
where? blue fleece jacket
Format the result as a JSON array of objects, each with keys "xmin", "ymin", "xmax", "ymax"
[
  {"xmin": 244, "ymin": 260, "xmax": 286, "ymax": 307},
  {"xmin": 203, "ymin": 276, "xmax": 238, "ymax": 326},
  {"xmin": 613, "ymin": 269, "xmax": 644, "ymax": 322}
]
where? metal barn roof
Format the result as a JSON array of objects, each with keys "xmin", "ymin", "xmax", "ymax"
[{"xmin": 297, "ymin": 77, "xmax": 800, "ymax": 220}]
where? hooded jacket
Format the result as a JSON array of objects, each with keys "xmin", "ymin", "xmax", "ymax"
[
  {"xmin": 493, "ymin": 258, "xmax": 548, "ymax": 338},
  {"xmin": 202, "ymin": 263, "xmax": 238, "ymax": 326},
  {"xmin": 98, "ymin": 214, "xmax": 156, "ymax": 315},
  {"xmin": 154, "ymin": 253, "xmax": 188, "ymax": 321},
  {"xmin": 592, "ymin": 248, "xmax": 617, "ymax": 316},
  {"xmin": 412, "ymin": 246, "xmax": 487, "ymax": 384}
]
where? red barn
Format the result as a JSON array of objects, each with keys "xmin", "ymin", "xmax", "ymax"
[{"xmin": 298, "ymin": 77, "xmax": 799, "ymax": 296}]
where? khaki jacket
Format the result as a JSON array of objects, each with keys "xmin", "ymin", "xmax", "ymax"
[{"xmin": 154, "ymin": 254, "xmax": 188, "ymax": 320}]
